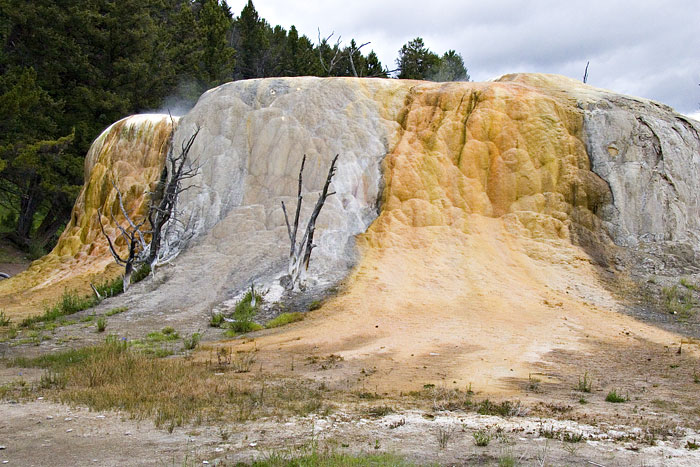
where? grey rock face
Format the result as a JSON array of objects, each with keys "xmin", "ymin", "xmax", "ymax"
[
  {"xmin": 142, "ymin": 77, "xmax": 407, "ymax": 312},
  {"xmin": 583, "ymin": 97, "xmax": 700, "ymax": 270}
]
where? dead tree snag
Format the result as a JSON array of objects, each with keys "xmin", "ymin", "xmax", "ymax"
[{"xmin": 281, "ymin": 154, "xmax": 339, "ymax": 290}]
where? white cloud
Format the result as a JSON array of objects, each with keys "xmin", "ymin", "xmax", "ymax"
[{"xmin": 226, "ymin": 1, "xmax": 700, "ymax": 113}]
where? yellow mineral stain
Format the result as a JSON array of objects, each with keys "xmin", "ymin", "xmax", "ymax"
[
  {"xmin": 222, "ymin": 76, "xmax": 690, "ymax": 394},
  {"xmin": 0, "ymin": 115, "xmax": 176, "ymax": 318}
]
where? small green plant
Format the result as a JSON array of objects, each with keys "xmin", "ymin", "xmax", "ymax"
[
  {"xmin": 562, "ymin": 431, "xmax": 584, "ymax": 443},
  {"xmin": 605, "ymin": 389, "xmax": 628, "ymax": 403},
  {"xmin": 662, "ymin": 285, "xmax": 696, "ymax": 316},
  {"xmin": 105, "ymin": 307, "xmax": 127, "ymax": 316},
  {"xmin": 693, "ymin": 372, "xmax": 700, "ymax": 384},
  {"xmin": 527, "ymin": 373, "xmax": 541, "ymax": 392},
  {"xmin": 577, "ymin": 372, "xmax": 592, "ymax": 393},
  {"xmin": 265, "ymin": 312, "xmax": 304, "ymax": 329},
  {"xmin": 498, "ymin": 455, "xmax": 516, "ymax": 467},
  {"xmin": 473, "ymin": 429, "xmax": 492, "ymax": 446},
  {"xmin": 131, "ymin": 264, "xmax": 151, "ymax": 283},
  {"xmin": 0, "ymin": 310, "xmax": 10, "ymax": 326},
  {"xmin": 209, "ymin": 312, "xmax": 225, "ymax": 328},
  {"xmin": 687, "ymin": 439, "xmax": 699, "ymax": 450},
  {"xmin": 21, "ymin": 288, "xmax": 96, "ymax": 327},
  {"xmin": 228, "ymin": 289, "xmax": 263, "ymax": 333},
  {"xmin": 182, "ymin": 332, "xmax": 201, "ymax": 350},
  {"xmin": 309, "ymin": 300, "xmax": 323, "ymax": 311},
  {"xmin": 93, "ymin": 276, "xmax": 123, "ymax": 300},
  {"xmin": 436, "ymin": 425, "xmax": 455, "ymax": 449},
  {"xmin": 578, "ymin": 396, "xmax": 588, "ymax": 404},
  {"xmin": 680, "ymin": 278, "xmax": 697, "ymax": 291},
  {"xmin": 96, "ymin": 316, "xmax": 107, "ymax": 333},
  {"xmin": 367, "ymin": 405, "xmax": 393, "ymax": 417},
  {"xmin": 39, "ymin": 369, "xmax": 67, "ymax": 389}
]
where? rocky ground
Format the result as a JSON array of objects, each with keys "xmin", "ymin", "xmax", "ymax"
[{"xmin": 2, "ymin": 242, "xmax": 700, "ymax": 466}]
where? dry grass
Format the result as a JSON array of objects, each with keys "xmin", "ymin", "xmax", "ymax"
[{"xmin": 10, "ymin": 338, "xmax": 334, "ymax": 431}]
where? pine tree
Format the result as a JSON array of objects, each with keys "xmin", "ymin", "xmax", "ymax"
[{"xmin": 396, "ymin": 37, "xmax": 441, "ymax": 80}]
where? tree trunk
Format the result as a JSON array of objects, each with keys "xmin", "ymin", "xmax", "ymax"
[{"xmin": 14, "ymin": 177, "xmax": 42, "ymax": 246}]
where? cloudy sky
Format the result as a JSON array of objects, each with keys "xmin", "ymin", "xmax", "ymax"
[{"xmin": 227, "ymin": 0, "xmax": 700, "ymax": 117}]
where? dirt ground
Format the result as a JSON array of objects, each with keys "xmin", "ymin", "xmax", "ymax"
[{"xmin": 2, "ymin": 236, "xmax": 700, "ymax": 465}]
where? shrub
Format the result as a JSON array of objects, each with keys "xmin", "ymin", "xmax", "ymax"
[
  {"xmin": 96, "ymin": 316, "xmax": 107, "ymax": 333},
  {"xmin": 183, "ymin": 332, "xmax": 201, "ymax": 350},
  {"xmin": 131, "ymin": 264, "xmax": 151, "ymax": 283},
  {"xmin": 605, "ymin": 389, "xmax": 627, "ymax": 403},
  {"xmin": 0, "ymin": 310, "xmax": 10, "ymax": 326},
  {"xmin": 577, "ymin": 372, "xmax": 592, "ymax": 393},
  {"xmin": 473, "ymin": 429, "xmax": 492, "ymax": 446},
  {"xmin": 209, "ymin": 312, "xmax": 225, "ymax": 328},
  {"xmin": 228, "ymin": 289, "xmax": 263, "ymax": 333}
]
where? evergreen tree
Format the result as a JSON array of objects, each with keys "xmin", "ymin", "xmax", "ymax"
[
  {"xmin": 396, "ymin": 37, "xmax": 441, "ymax": 80},
  {"xmin": 198, "ymin": 0, "xmax": 235, "ymax": 86},
  {"xmin": 431, "ymin": 50, "xmax": 469, "ymax": 82},
  {"xmin": 233, "ymin": 0, "xmax": 269, "ymax": 79}
]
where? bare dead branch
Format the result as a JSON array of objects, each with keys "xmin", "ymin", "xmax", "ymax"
[
  {"xmin": 348, "ymin": 41, "xmax": 370, "ymax": 77},
  {"xmin": 97, "ymin": 208, "xmax": 127, "ymax": 266}
]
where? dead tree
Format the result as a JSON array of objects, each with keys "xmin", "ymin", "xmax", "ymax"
[
  {"xmin": 317, "ymin": 29, "xmax": 344, "ymax": 76},
  {"xmin": 281, "ymin": 154, "xmax": 339, "ymax": 290},
  {"xmin": 97, "ymin": 127, "xmax": 200, "ymax": 292},
  {"xmin": 347, "ymin": 41, "xmax": 370, "ymax": 77}
]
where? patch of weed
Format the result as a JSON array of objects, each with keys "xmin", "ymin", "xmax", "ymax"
[
  {"xmin": 577, "ymin": 372, "xmax": 592, "ymax": 392},
  {"xmin": 21, "ymin": 289, "xmax": 96, "ymax": 327},
  {"xmin": 209, "ymin": 312, "xmax": 225, "ymax": 328},
  {"xmin": 96, "ymin": 316, "xmax": 107, "ymax": 333},
  {"xmin": 662, "ymin": 285, "xmax": 696, "ymax": 317},
  {"xmin": 265, "ymin": 312, "xmax": 304, "ymax": 329},
  {"xmin": 473, "ymin": 429, "xmax": 492, "ymax": 446},
  {"xmin": 605, "ymin": 389, "xmax": 628, "ymax": 403},
  {"xmin": 182, "ymin": 332, "xmax": 201, "ymax": 350},
  {"xmin": 367, "ymin": 405, "xmax": 393, "ymax": 417},
  {"xmin": 105, "ymin": 307, "xmax": 127, "ymax": 317},
  {"xmin": 228, "ymin": 289, "xmax": 264, "ymax": 333},
  {"xmin": 0, "ymin": 310, "xmax": 10, "ymax": 326}
]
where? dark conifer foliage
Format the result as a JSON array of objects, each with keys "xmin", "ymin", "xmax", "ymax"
[{"xmin": 0, "ymin": 0, "xmax": 467, "ymax": 251}]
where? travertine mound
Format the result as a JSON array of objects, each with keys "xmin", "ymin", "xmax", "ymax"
[
  {"xmin": 0, "ymin": 115, "xmax": 175, "ymax": 314},
  {"xmin": 2, "ymin": 75, "xmax": 699, "ymax": 334}
]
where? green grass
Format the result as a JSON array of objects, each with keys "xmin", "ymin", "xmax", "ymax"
[
  {"xmin": 577, "ymin": 372, "xmax": 592, "ymax": 393},
  {"xmin": 7, "ymin": 343, "xmax": 114, "ymax": 371},
  {"xmin": 265, "ymin": 312, "xmax": 304, "ymax": 329},
  {"xmin": 93, "ymin": 276, "xmax": 124, "ymax": 299},
  {"xmin": 105, "ymin": 306, "xmax": 127, "ymax": 316},
  {"xmin": 662, "ymin": 285, "xmax": 696, "ymax": 317},
  {"xmin": 21, "ymin": 289, "xmax": 96, "ymax": 328},
  {"xmin": 182, "ymin": 332, "xmax": 200, "ymax": 350},
  {"xmin": 228, "ymin": 289, "xmax": 264, "ymax": 333},
  {"xmin": 0, "ymin": 310, "xmax": 10, "ymax": 326},
  {"xmin": 96, "ymin": 316, "xmax": 107, "ymax": 333},
  {"xmin": 253, "ymin": 451, "xmax": 413, "ymax": 466},
  {"xmin": 145, "ymin": 327, "xmax": 179, "ymax": 342},
  {"xmin": 605, "ymin": 389, "xmax": 628, "ymax": 403},
  {"xmin": 8, "ymin": 338, "xmax": 333, "ymax": 429}
]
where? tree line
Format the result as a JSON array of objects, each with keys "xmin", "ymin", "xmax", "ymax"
[{"xmin": 0, "ymin": 0, "xmax": 468, "ymax": 253}]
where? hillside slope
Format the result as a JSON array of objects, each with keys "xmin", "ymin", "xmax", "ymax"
[{"xmin": 2, "ymin": 75, "xmax": 699, "ymax": 393}]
